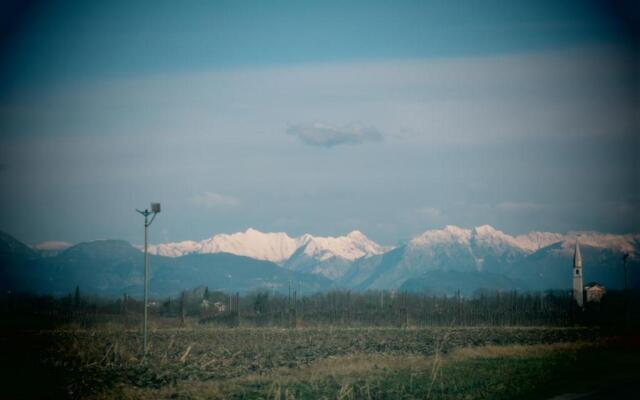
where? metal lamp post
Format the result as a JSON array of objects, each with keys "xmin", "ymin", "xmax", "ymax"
[
  {"xmin": 226, "ymin": 274, "xmax": 233, "ymax": 311},
  {"xmin": 136, "ymin": 202, "xmax": 161, "ymax": 355}
]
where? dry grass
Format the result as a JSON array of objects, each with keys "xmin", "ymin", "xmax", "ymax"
[
  {"xmin": 91, "ymin": 353, "xmax": 435, "ymax": 399},
  {"xmin": 91, "ymin": 341, "xmax": 600, "ymax": 400},
  {"xmin": 29, "ymin": 326, "xmax": 607, "ymax": 399},
  {"xmin": 448, "ymin": 341, "xmax": 592, "ymax": 361}
]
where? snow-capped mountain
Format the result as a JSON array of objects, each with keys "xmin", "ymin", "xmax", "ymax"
[
  {"xmin": 0, "ymin": 231, "xmax": 332, "ymax": 297},
  {"xmin": 557, "ymin": 231, "xmax": 639, "ymax": 254},
  {"xmin": 2, "ymin": 225, "xmax": 639, "ymax": 297},
  {"xmin": 399, "ymin": 225, "xmax": 536, "ymax": 278},
  {"xmin": 408, "ymin": 225, "xmax": 564, "ymax": 255},
  {"xmin": 148, "ymin": 228, "xmax": 385, "ymax": 275},
  {"xmin": 147, "ymin": 225, "xmax": 639, "ymax": 288},
  {"xmin": 406, "ymin": 225, "xmax": 639, "ymax": 256},
  {"xmin": 148, "ymin": 228, "xmax": 299, "ymax": 262},
  {"xmin": 340, "ymin": 225, "xmax": 640, "ymax": 292},
  {"xmin": 197, "ymin": 229, "xmax": 299, "ymax": 263},
  {"xmin": 296, "ymin": 230, "xmax": 384, "ymax": 261},
  {"xmin": 285, "ymin": 230, "xmax": 386, "ymax": 279},
  {"xmin": 146, "ymin": 240, "xmax": 201, "ymax": 258},
  {"xmin": 512, "ymin": 231, "xmax": 566, "ymax": 252}
]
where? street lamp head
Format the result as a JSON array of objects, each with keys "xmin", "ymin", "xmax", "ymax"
[{"xmin": 151, "ymin": 202, "xmax": 161, "ymax": 213}]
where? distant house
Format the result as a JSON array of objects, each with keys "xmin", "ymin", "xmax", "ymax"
[
  {"xmin": 584, "ymin": 282, "xmax": 606, "ymax": 303},
  {"xmin": 213, "ymin": 301, "xmax": 226, "ymax": 313}
]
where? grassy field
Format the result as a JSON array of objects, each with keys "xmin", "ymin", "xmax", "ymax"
[{"xmin": 1, "ymin": 325, "xmax": 639, "ymax": 399}]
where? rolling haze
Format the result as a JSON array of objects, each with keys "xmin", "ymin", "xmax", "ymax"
[{"xmin": 0, "ymin": 0, "xmax": 638, "ymax": 247}]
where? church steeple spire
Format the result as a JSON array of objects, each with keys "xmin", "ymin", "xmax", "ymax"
[
  {"xmin": 573, "ymin": 238, "xmax": 584, "ymax": 307},
  {"xmin": 573, "ymin": 239, "xmax": 582, "ymax": 268}
]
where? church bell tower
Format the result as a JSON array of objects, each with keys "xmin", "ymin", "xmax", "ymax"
[{"xmin": 573, "ymin": 239, "xmax": 584, "ymax": 307}]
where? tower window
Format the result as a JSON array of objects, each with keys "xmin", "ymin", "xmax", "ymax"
[{"xmin": 575, "ymin": 270, "xmax": 580, "ymax": 276}]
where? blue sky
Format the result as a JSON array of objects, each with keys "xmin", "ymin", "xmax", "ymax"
[{"xmin": 0, "ymin": 0, "xmax": 638, "ymax": 245}]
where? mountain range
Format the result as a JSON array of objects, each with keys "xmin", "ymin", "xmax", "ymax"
[
  {"xmin": 340, "ymin": 225, "xmax": 639, "ymax": 294},
  {"xmin": 1, "ymin": 225, "xmax": 638, "ymax": 298},
  {"xmin": 146, "ymin": 228, "xmax": 386, "ymax": 280},
  {"xmin": 0, "ymin": 232, "xmax": 331, "ymax": 298}
]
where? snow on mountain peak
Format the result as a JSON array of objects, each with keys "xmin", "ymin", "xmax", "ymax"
[
  {"xmin": 148, "ymin": 228, "xmax": 385, "ymax": 263},
  {"xmin": 410, "ymin": 225, "xmax": 472, "ymax": 248},
  {"xmin": 300, "ymin": 231, "xmax": 384, "ymax": 261},
  {"xmin": 473, "ymin": 224, "xmax": 499, "ymax": 235},
  {"xmin": 560, "ymin": 231, "xmax": 639, "ymax": 254},
  {"xmin": 410, "ymin": 225, "xmax": 564, "ymax": 254},
  {"xmin": 513, "ymin": 231, "xmax": 565, "ymax": 252},
  {"xmin": 198, "ymin": 228, "xmax": 298, "ymax": 262},
  {"xmin": 147, "ymin": 240, "xmax": 201, "ymax": 257},
  {"xmin": 347, "ymin": 230, "xmax": 366, "ymax": 239},
  {"xmin": 408, "ymin": 224, "xmax": 637, "ymax": 256},
  {"xmin": 471, "ymin": 225, "xmax": 522, "ymax": 249},
  {"xmin": 297, "ymin": 233, "xmax": 315, "ymax": 246},
  {"xmin": 148, "ymin": 225, "xmax": 638, "ymax": 270},
  {"xmin": 283, "ymin": 230, "xmax": 386, "ymax": 280},
  {"xmin": 148, "ymin": 228, "xmax": 298, "ymax": 262}
]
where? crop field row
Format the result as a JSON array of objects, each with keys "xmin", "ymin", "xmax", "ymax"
[{"xmin": 1, "ymin": 326, "xmax": 613, "ymax": 399}]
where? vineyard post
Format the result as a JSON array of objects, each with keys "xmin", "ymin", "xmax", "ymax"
[
  {"xmin": 123, "ymin": 293, "xmax": 128, "ymax": 330},
  {"xmin": 236, "ymin": 292, "xmax": 240, "ymax": 326},
  {"xmin": 347, "ymin": 291, "xmax": 351, "ymax": 325},
  {"xmin": 288, "ymin": 279, "xmax": 291, "ymax": 309},
  {"xmin": 404, "ymin": 292, "xmax": 408, "ymax": 328},
  {"xmin": 180, "ymin": 290, "xmax": 186, "ymax": 326},
  {"xmin": 227, "ymin": 274, "xmax": 233, "ymax": 313},
  {"xmin": 623, "ymin": 253, "xmax": 629, "ymax": 325},
  {"xmin": 299, "ymin": 280, "xmax": 304, "ymax": 326},
  {"xmin": 292, "ymin": 290, "xmax": 297, "ymax": 328}
]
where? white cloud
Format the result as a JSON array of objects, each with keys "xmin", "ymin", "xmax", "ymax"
[
  {"xmin": 287, "ymin": 122, "xmax": 383, "ymax": 147},
  {"xmin": 6, "ymin": 44, "xmax": 631, "ymax": 148},
  {"xmin": 1, "ymin": 44, "xmax": 635, "ymax": 243},
  {"xmin": 191, "ymin": 192, "xmax": 239, "ymax": 209}
]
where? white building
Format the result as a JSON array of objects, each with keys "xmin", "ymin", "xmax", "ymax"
[{"xmin": 585, "ymin": 282, "xmax": 606, "ymax": 303}]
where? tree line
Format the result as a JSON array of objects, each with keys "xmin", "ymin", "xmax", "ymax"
[{"xmin": 3, "ymin": 286, "xmax": 638, "ymax": 329}]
